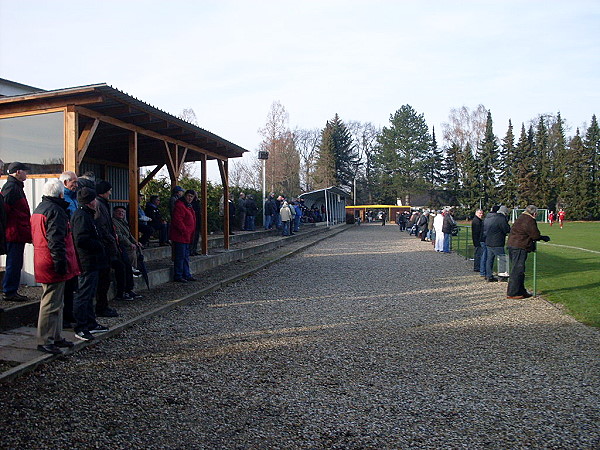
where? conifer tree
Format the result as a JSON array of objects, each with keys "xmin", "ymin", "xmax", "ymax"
[
  {"xmin": 476, "ymin": 111, "xmax": 499, "ymax": 207},
  {"xmin": 423, "ymin": 127, "xmax": 444, "ymax": 189},
  {"xmin": 499, "ymin": 120, "xmax": 517, "ymax": 207},
  {"xmin": 533, "ymin": 116, "xmax": 551, "ymax": 207},
  {"xmin": 561, "ymin": 130, "xmax": 590, "ymax": 219},
  {"xmin": 514, "ymin": 124, "xmax": 537, "ymax": 206},
  {"xmin": 548, "ymin": 112, "xmax": 567, "ymax": 209},
  {"xmin": 583, "ymin": 115, "xmax": 600, "ymax": 217},
  {"xmin": 443, "ymin": 143, "xmax": 461, "ymax": 200},
  {"xmin": 461, "ymin": 142, "xmax": 481, "ymax": 210},
  {"xmin": 314, "ymin": 114, "xmax": 359, "ymax": 191},
  {"xmin": 374, "ymin": 105, "xmax": 432, "ymax": 204}
]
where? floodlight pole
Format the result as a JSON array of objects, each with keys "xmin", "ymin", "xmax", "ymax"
[{"xmin": 258, "ymin": 151, "xmax": 269, "ymax": 226}]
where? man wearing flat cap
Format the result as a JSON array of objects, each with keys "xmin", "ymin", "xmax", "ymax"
[{"xmin": 1, "ymin": 162, "xmax": 32, "ymax": 301}]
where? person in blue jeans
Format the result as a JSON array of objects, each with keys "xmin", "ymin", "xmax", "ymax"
[{"xmin": 483, "ymin": 205, "xmax": 511, "ymax": 282}]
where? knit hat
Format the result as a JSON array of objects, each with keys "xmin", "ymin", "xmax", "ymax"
[
  {"xmin": 77, "ymin": 187, "xmax": 97, "ymax": 204},
  {"xmin": 95, "ymin": 180, "xmax": 112, "ymax": 195}
]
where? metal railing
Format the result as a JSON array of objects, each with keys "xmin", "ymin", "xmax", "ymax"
[{"xmin": 451, "ymin": 224, "xmax": 539, "ymax": 297}]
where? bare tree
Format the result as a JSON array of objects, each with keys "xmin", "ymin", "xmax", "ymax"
[
  {"xmin": 229, "ymin": 155, "xmax": 261, "ymax": 190},
  {"xmin": 294, "ymin": 128, "xmax": 320, "ymax": 192},
  {"xmin": 347, "ymin": 120, "xmax": 380, "ymax": 203},
  {"xmin": 441, "ymin": 105, "xmax": 488, "ymax": 151},
  {"xmin": 258, "ymin": 101, "xmax": 301, "ymax": 196}
]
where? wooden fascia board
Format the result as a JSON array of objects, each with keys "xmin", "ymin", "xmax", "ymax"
[
  {"xmin": 0, "ymin": 95, "xmax": 104, "ymax": 116},
  {"xmin": 76, "ymin": 105, "xmax": 226, "ymax": 161}
]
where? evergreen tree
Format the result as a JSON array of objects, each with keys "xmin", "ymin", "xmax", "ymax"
[
  {"xmin": 313, "ymin": 125, "xmax": 337, "ymax": 189},
  {"xmin": 514, "ymin": 124, "xmax": 537, "ymax": 206},
  {"xmin": 443, "ymin": 143, "xmax": 461, "ymax": 200},
  {"xmin": 461, "ymin": 142, "xmax": 481, "ymax": 210},
  {"xmin": 314, "ymin": 114, "xmax": 359, "ymax": 190},
  {"xmin": 374, "ymin": 105, "xmax": 432, "ymax": 204},
  {"xmin": 548, "ymin": 112, "xmax": 567, "ymax": 209},
  {"xmin": 583, "ymin": 115, "xmax": 600, "ymax": 217},
  {"xmin": 561, "ymin": 130, "xmax": 591, "ymax": 219},
  {"xmin": 499, "ymin": 120, "xmax": 517, "ymax": 207},
  {"xmin": 423, "ymin": 126, "xmax": 444, "ymax": 189},
  {"xmin": 533, "ymin": 116, "xmax": 551, "ymax": 207},
  {"xmin": 476, "ymin": 110, "xmax": 499, "ymax": 207}
]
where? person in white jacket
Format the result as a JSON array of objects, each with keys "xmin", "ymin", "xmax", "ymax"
[
  {"xmin": 433, "ymin": 210, "xmax": 445, "ymax": 252},
  {"xmin": 280, "ymin": 201, "xmax": 293, "ymax": 236}
]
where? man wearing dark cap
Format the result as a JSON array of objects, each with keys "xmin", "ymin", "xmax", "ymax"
[
  {"xmin": 94, "ymin": 181, "xmax": 120, "ymax": 317},
  {"xmin": 71, "ymin": 187, "xmax": 109, "ymax": 341},
  {"xmin": 1, "ymin": 162, "xmax": 32, "ymax": 301}
]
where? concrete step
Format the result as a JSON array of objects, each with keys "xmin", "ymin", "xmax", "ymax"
[
  {"xmin": 0, "ymin": 225, "xmax": 328, "ymax": 331},
  {"xmin": 141, "ymin": 226, "xmax": 314, "ymax": 262}
]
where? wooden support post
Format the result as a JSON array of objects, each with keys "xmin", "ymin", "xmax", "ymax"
[
  {"xmin": 219, "ymin": 159, "xmax": 229, "ymax": 249},
  {"xmin": 165, "ymin": 142, "xmax": 178, "ymax": 188},
  {"xmin": 64, "ymin": 106, "xmax": 78, "ymax": 173},
  {"xmin": 129, "ymin": 132, "xmax": 139, "ymax": 238},
  {"xmin": 201, "ymin": 153, "xmax": 208, "ymax": 255}
]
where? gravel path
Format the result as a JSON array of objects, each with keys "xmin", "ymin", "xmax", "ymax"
[{"xmin": 1, "ymin": 224, "xmax": 598, "ymax": 448}]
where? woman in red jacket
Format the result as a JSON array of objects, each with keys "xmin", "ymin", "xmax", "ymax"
[{"xmin": 169, "ymin": 189, "xmax": 197, "ymax": 282}]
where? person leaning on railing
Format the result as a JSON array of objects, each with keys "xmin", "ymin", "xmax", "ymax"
[{"xmin": 506, "ymin": 205, "xmax": 550, "ymax": 300}]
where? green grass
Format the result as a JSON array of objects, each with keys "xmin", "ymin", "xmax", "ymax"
[
  {"xmin": 454, "ymin": 221, "xmax": 600, "ymax": 327},
  {"xmin": 532, "ymin": 222, "xmax": 600, "ymax": 327}
]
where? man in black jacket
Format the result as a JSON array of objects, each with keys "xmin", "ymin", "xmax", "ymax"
[
  {"xmin": 71, "ymin": 188, "xmax": 109, "ymax": 341},
  {"xmin": 483, "ymin": 205, "xmax": 511, "ymax": 282},
  {"xmin": 94, "ymin": 181, "xmax": 121, "ymax": 317},
  {"xmin": 471, "ymin": 209, "xmax": 485, "ymax": 274}
]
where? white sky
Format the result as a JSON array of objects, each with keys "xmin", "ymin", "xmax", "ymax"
[{"xmin": 1, "ymin": 0, "xmax": 599, "ymax": 182}]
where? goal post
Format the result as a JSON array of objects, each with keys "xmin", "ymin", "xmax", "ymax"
[{"xmin": 511, "ymin": 208, "xmax": 548, "ymax": 223}]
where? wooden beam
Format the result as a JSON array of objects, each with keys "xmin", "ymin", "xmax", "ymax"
[
  {"xmin": 201, "ymin": 153, "xmax": 208, "ymax": 255},
  {"xmin": 76, "ymin": 105, "xmax": 227, "ymax": 161},
  {"xmin": 178, "ymin": 147, "xmax": 189, "ymax": 178},
  {"xmin": 77, "ymin": 118, "xmax": 100, "ymax": 165},
  {"xmin": 64, "ymin": 106, "xmax": 78, "ymax": 173},
  {"xmin": 138, "ymin": 163, "xmax": 165, "ymax": 191},
  {"xmin": 129, "ymin": 132, "xmax": 139, "ymax": 239}
]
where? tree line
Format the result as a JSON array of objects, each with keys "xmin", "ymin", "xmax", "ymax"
[{"xmin": 230, "ymin": 102, "xmax": 600, "ymax": 220}]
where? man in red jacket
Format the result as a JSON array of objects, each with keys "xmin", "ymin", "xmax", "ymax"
[
  {"xmin": 31, "ymin": 179, "xmax": 81, "ymax": 354},
  {"xmin": 1, "ymin": 162, "xmax": 32, "ymax": 302},
  {"xmin": 169, "ymin": 189, "xmax": 196, "ymax": 282}
]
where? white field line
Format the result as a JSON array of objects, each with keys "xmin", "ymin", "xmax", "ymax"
[{"xmin": 543, "ymin": 243, "xmax": 600, "ymax": 255}]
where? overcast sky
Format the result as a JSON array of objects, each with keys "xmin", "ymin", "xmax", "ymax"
[{"xmin": 1, "ymin": 0, "xmax": 599, "ymax": 181}]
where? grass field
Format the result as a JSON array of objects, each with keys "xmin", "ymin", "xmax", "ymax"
[
  {"xmin": 532, "ymin": 222, "xmax": 600, "ymax": 327},
  {"xmin": 455, "ymin": 221, "xmax": 600, "ymax": 328}
]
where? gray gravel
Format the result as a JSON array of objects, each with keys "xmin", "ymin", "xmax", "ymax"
[{"xmin": 0, "ymin": 224, "xmax": 598, "ymax": 449}]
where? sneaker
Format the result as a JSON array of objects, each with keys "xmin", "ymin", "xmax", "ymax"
[
  {"xmin": 54, "ymin": 338, "xmax": 75, "ymax": 348},
  {"xmin": 3, "ymin": 292, "xmax": 29, "ymax": 302},
  {"xmin": 497, "ymin": 272, "xmax": 510, "ymax": 278},
  {"xmin": 114, "ymin": 293, "xmax": 133, "ymax": 301},
  {"xmin": 37, "ymin": 344, "xmax": 62, "ymax": 355},
  {"xmin": 89, "ymin": 324, "xmax": 109, "ymax": 334},
  {"xmin": 127, "ymin": 291, "xmax": 143, "ymax": 299},
  {"xmin": 132, "ymin": 267, "xmax": 142, "ymax": 276},
  {"xmin": 74, "ymin": 330, "xmax": 95, "ymax": 341},
  {"xmin": 96, "ymin": 307, "xmax": 119, "ymax": 318}
]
